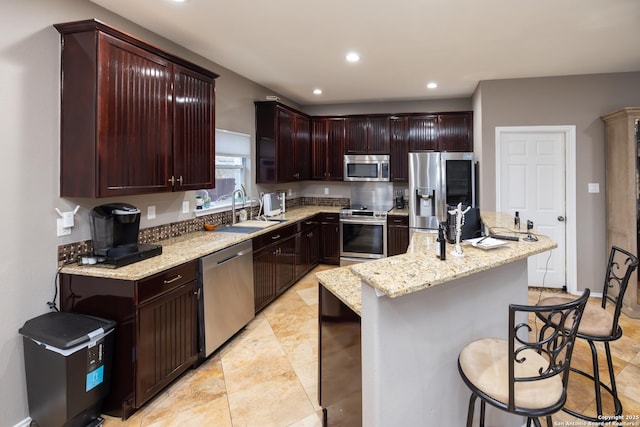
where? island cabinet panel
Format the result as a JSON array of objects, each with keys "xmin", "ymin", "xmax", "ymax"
[
  {"xmin": 311, "ymin": 117, "xmax": 345, "ymax": 181},
  {"xmin": 387, "ymin": 215, "xmax": 409, "ymax": 256},
  {"xmin": 320, "ymin": 213, "xmax": 340, "ymax": 265},
  {"xmin": 255, "ymin": 101, "xmax": 311, "ymax": 183},
  {"xmin": 389, "ymin": 116, "xmax": 409, "ymax": 182},
  {"xmin": 319, "ymin": 284, "xmax": 362, "ymax": 427},
  {"xmin": 55, "ymin": 20, "xmax": 218, "ymax": 197},
  {"xmin": 344, "ymin": 115, "xmax": 391, "ymax": 154},
  {"xmin": 59, "ymin": 260, "xmax": 199, "ymax": 419}
]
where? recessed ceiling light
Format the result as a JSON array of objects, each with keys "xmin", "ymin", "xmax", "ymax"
[
  {"xmin": 313, "ymin": 89, "xmax": 323, "ymax": 95},
  {"xmin": 426, "ymin": 82, "xmax": 438, "ymax": 89},
  {"xmin": 170, "ymin": 0, "xmax": 189, "ymax": 3},
  {"xmin": 346, "ymin": 52, "xmax": 360, "ymax": 63}
]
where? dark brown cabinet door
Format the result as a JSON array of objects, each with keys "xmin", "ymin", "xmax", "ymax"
[
  {"xmin": 320, "ymin": 213, "xmax": 340, "ymax": 265},
  {"xmin": 368, "ymin": 116, "xmax": 391, "ymax": 154},
  {"xmin": 387, "ymin": 215, "xmax": 409, "ymax": 256},
  {"xmin": 137, "ymin": 281, "xmax": 198, "ymax": 407},
  {"xmin": 311, "ymin": 118, "xmax": 345, "ymax": 181},
  {"xmin": 296, "ymin": 115, "xmax": 311, "ymax": 180},
  {"xmin": 408, "ymin": 114, "xmax": 437, "ymax": 152},
  {"xmin": 390, "ymin": 116, "xmax": 409, "ymax": 182},
  {"xmin": 437, "ymin": 112, "xmax": 473, "ymax": 152},
  {"xmin": 172, "ymin": 66, "xmax": 216, "ymax": 190},
  {"xmin": 277, "ymin": 108, "xmax": 296, "ymax": 182},
  {"xmin": 255, "ymin": 102, "xmax": 311, "ymax": 183},
  {"xmin": 344, "ymin": 116, "xmax": 390, "ymax": 154},
  {"xmin": 275, "ymin": 235, "xmax": 297, "ymax": 294},
  {"xmin": 253, "ymin": 244, "xmax": 276, "ymax": 312},
  {"xmin": 56, "ymin": 20, "xmax": 218, "ymax": 197},
  {"xmin": 311, "ymin": 118, "xmax": 329, "ymax": 180},
  {"xmin": 345, "ymin": 117, "xmax": 369, "ymax": 154},
  {"xmin": 327, "ymin": 118, "xmax": 346, "ymax": 180},
  {"xmin": 98, "ymin": 33, "xmax": 173, "ymax": 196}
]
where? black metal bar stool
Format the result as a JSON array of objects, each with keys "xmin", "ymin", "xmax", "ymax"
[
  {"xmin": 458, "ymin": 289, "xmax": 590, "ymax": 427},
  {"xmin": 536, "ymin": 246, "xmax": 639, "ymax": 423}
]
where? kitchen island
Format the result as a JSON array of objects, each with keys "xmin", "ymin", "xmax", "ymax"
[{"xmin": 316, "ymin": 212, "xmax": 557, "ymax": 426}]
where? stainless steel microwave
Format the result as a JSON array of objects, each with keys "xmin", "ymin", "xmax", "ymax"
[{"xmin": 343, "ymin": 154, "xmax": 390, "ymax": 182}]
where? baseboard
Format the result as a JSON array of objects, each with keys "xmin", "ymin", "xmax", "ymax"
[{"xmin": 14, "ymin": 418, "xmax": 31, "ymax": 427}]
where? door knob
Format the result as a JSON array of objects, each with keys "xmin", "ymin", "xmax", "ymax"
[{"xmin": 557, "ymin": 216, "xmax": 565, "ymax": 222}]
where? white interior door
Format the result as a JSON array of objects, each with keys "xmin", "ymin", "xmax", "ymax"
[{"xmin": 496, "ymin": 128, "xmax": 567, "ymax": 288}]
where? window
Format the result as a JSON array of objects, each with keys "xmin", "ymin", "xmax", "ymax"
[{"xmin": 200, "ymin": 130, "xmax": 252, "ymax": 212}]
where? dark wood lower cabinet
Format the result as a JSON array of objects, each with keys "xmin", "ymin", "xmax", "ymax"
[
  {"xmin": 387, "ymin": 215, "xmax": 409, "ymax": 256},
  {"xmin": 320, "ymin": 213, "xmax": 340, "ymax": 265},
  {"xmin": 60, "ymin": 261, "xmax": 198, "ymax": 419},
  {"xmin": 137, "ymin": 281, "xmax": 198, "ymax": 405},
  {"xmin": 253, "ymin": 214, "xmax": 330, "ymax": 313}
]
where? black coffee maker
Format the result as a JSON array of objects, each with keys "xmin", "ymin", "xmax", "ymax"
[{"xmin": 90, "ymin": 203, "xmax": 161, "ymax": 267}]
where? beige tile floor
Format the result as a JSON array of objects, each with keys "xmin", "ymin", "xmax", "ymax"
[{"xmin": 103, "ymin": 265, "xmax": 640, "ymax": 426}]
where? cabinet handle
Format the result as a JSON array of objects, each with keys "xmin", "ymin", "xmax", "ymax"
[
  {"xmin": 177, "ymin": 176, "xmax": 183, "ymax": 185},
  {"xmin": 271, "ymin": 234, "xmax": 281, "ymax": 240},
  {"xmin": 168, "ymin": 176, "xmax": 175, "ymax": 185},
  {"xmin": 163, "ymin": 274, "xmax": 182, "ymax": 284}
]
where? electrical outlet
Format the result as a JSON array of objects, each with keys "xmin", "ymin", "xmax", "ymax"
[
  {"xmin": 57, "ymin": 218, "xmax": 71, "ymax": 237},
  {"xmin": 182, "ymin": 201, "xmax": 190, "ymax": 213},
  {"xmin": 324, "ymin": 187, "xmax": 329, "ymax": 195},
  {"xmin": 147, "ymin": 205, "xmax": 156, "ymax": 220}
]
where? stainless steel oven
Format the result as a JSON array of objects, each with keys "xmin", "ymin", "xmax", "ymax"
[{"xmin": 340, "ymin": 208, "xmax": 388, "ymax": 266}]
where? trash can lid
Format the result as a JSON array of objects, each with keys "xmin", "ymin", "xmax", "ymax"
[{"xmin": 19, "ymin": 312, "xmax": 116, "ymax": 350}]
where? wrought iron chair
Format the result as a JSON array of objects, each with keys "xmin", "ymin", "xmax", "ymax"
[
  {"xmin": 536, "ymin": 246, "xmax": 639, "ymax": 422},
  {"xmin": 458, "ymin": 289, "xmax": 590, "ymax": 427}
]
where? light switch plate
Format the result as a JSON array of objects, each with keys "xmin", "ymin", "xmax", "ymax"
[
  {"xmin": 147, "ymin": 205, "xmax": 156, "ymax": 220},
  {"xmin": 182, "ymin": 201, "xmax": 190, "ymax": 213},
  {"xmin": 588, "ymin": 183, "xmax": 600, "ymax": 193}
]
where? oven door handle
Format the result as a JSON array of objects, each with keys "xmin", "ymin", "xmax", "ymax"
[{"xmin": 340, "ymin": 218, "xmax": 387, "ymax": 226}]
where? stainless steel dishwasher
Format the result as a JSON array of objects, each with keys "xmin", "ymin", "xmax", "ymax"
[{"xmin": 199, "ymin": 240, "xmax": 254, "ymax": 358}]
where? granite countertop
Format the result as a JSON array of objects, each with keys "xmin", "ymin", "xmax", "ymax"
[
  {"xmin": 316, "ymin": 267, "xmax": 363, "ymax": 316},
  {"xmin": 387, "ymin": 207, "xmax": 409, "ymax": 216},
  {"xmin": 61, "ymin": 205, "xmax": 342, "ymax": 281},
  {"xmin": 316, "ymin": 211, "xmax": 557, "ymax": 313}
]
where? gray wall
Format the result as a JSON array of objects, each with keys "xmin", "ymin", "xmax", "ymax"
[
  {"xmin": 473, "ymin": 72, "xmax": 640, "ymax": 294},
  {"xmin": 0, "ymin": 0, "xmax": 293, "ymax": 424}
]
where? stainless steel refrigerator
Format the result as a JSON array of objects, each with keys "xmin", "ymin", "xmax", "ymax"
[{"xmin": 408, "ymin": 152, "xmax": 476, "ymax": 233}]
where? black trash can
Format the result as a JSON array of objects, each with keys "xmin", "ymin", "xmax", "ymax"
[{"xmin": 19, "ymin": 312, "xmax": 116, "ymax": 427}]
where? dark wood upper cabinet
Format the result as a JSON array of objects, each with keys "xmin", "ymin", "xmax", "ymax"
[
  {"xmin": 407, "ymin": 114, "xmax": 438, "ymax": 152},
  {"xmin": 55, "ymin": 19, "xmax": 218, "ymax": 197},
  {"xmin": 255, "ymin": 101, "xmax": 311, "ymax": 183},
  {"xmin": 437, "ymin": 112, "xmax": 473, "ymax": 152},
  {"xmin": 344, "ymin": 115, "xmax": 390, "ymax": 154},
  {"xmin": 311, "ymin": 117, "xmax": 345, "ymax": 180},
  {"xmin": 390, "ymin": 116, "xmax": 409, "ymax": 182},
  {"xmin": 172, "ymin": 66, "xmax": 216, "ymax": 191}
]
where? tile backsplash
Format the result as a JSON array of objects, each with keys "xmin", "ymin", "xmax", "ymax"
[{"xmin": 57, "ymin": 196, "xmax": 349, "ymax": 265}]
